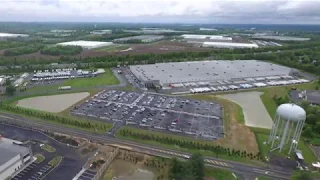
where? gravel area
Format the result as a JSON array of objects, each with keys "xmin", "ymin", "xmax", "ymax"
[
  {"xmin": 220, "ymin": 91, "xmax": 273, "ymax": 129},
  {"xmin": 17, "ymin": 92, "xmax": 90, "ymax": 113}
]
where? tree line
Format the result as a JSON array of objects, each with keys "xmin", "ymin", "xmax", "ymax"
[
  {"xmin": 118, "ymin": 128, "xmax": 262, "ymax": 161},
  {"xmin": 40, "ymin": 45, "xmax": 83, "ymax": 56},
  {"xmin": 0, "ymin": 103, "xmax": 111, "ymax": 132},
  {"xmin": 3, "ymin": 44, "xmax": 44, "ymax": 56}
]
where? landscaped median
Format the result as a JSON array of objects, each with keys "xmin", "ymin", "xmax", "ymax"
[
  {"xmin": 34, "ymin": 154, "xmax": 45, "ymax": 163},
  {"xmin": 41, "ymin": 144, "xmax": 56, "ymax": 153},
  {"xmin": 0, "ymin": 103, "xmax": 112, "ymax": 134},
  {"xmin": 48, "ymin": 156, "xmax": 63, "ymax": 167}
]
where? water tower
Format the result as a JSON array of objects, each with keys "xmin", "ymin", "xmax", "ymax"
[{"xmin": 268, "ymin": 103, "xmax": 306, "ymax": 154}]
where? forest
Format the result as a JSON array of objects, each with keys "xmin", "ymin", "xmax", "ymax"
[
  {"xmin": 40, "ymin": 45, "xmax": 83, "ymax": 56},
  {"xmin": 3, "ymin": 45, "xmax": 43, "ymax": 56}
]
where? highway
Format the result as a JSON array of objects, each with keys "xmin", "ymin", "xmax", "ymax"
[{"xmin": 0, "ymin": 111, "xmax": 293, "ymax": 180}]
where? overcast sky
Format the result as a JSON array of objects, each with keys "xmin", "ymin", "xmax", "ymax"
[{"xmin": 0, "ymin": 0, "xmax": 320, "ymax": 24}]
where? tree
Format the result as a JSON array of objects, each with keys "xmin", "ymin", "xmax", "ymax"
[
  {"xmin": 292, "ymin": 171, "xmax": 313, "ymax": 180},
  {"xmin": 189, "ymin": 153, "xmax": 204, "ymax": 180},
  {"xmin": 5, "ymin": 85, "xmax": 16, "ymax": 96}
]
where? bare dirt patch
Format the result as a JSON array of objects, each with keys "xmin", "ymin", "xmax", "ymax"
[
  {"xmin": 17, "ymin": 92, "xmax": 90, "ymax": 113},
  {"xmin": 220, "ymin": 91, "xmax": 273, "ymax": 129}
]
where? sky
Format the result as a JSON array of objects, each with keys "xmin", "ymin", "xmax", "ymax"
[{"xmin": 0, "ymin": 0, "xmax": 320, "ymax": 24}]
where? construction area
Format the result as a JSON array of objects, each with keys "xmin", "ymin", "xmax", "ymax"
[
  {"xmin": 72, "ymin": 90, "xmax": 224, "ymax": 140},
  {"xmin": 127, "ymin": 60, "xmax": 310, "ymax": 93}
]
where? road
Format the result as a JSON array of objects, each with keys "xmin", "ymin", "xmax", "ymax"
[{"xmin": 0, "ymin": 111, "xmax": 293, "ymax": 180}]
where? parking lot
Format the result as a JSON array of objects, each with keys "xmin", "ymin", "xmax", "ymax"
[
  {"xmin": 12, "ymin": 161, "xmax": 53, "ymax": 180},
  {"xmin": 72, "ymin": 90, "xmax": 224, "ymax": 139}
]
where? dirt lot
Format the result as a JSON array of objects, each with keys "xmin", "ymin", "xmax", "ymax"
[
  {"xmin": 0, "ymin": 41, "xmax": 210, "ymax": 60},
  {"xmin": 17, "ymin": 92, "xmax": 90, "ymax": 113}
]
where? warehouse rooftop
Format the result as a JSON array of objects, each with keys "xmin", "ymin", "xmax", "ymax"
[
  {"xmin": 0, "ymin": 137, "xmax": 29, "ymax": 165},
  {"xmin": 129, "ymin": 60, "xmax": 292, "ymax": 85}
]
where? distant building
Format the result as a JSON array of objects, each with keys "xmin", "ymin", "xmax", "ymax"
[
  {"xmin": 181, "ymin": 34, "xmax": 232, "ymax": 41},
  {"xmin": 199, "ymin": 28, "xmax": 218, "ymax": 31},
  {"xmin": 0, "ymin": 137, "xmax": 34, "ymax": 180},
  {"xmin": 0, "ymin": 33, "xmax": 29, "ymax": 39},
  {"xmin": 291, "ymin": 90, "xmax": 320, "ymax": 105},
  {"xmin": 50, "ymin": 29, "xmax": 76, "ymax": 33},
  {"xmin": 202, "ymin": 42, "xmax": 258, "ymax": 49},
  {"xmin": 113, "ymin": 35, "xmax": 164, "ymax": 43},
  {"xmin": 91, "ymin": 30, "xmax": 112, "ymax": 35},
  {"xmin": 56, "ymin": 41, "xmax": 113, "ymax": 49}
]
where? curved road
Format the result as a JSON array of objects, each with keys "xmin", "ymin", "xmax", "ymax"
[{"xmin": 0, "ymin": 111, "xmax": 292, "ymax": 180}]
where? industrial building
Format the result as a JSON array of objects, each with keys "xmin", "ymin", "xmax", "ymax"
[
  {"xmin": 199, "ymin": 28, "xmax": 218, "ymax": 31},
  {"xmin": 291, "ymin": 90, "xmax": 320, "ymax": 105},
  {"xmin": 129, "ymin": 60, "xmax": 295, "ymax": 88},
  {"xmin": 253, "ymin": 35, "xmax": 310, "ymax": 41},
  {"xmin": 90, "ymin": 29, "xmax": 112, "ymax": 35},
  {"xmin": 181, "ymin": 34, "xmax": 232, "ymax": 41},
  {"xmin": 0, "ymin": 137, "xmax": 34, "ymax": 180},
  {"xmin": 0, "ymin": 33, "xmax": 29, "ymax": 38},
  {"xmin": 56, "ymin": 41, "xmax": 113, "ymax": 49},
  {"xmin": 202, "ymin": 42, "xmax": 258, "ymax": 48},
  {"xmin": 113, "ymin": 35, "xmax": 164, "ymax": 43}
]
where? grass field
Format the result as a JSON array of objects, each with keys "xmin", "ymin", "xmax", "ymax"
[
  {"xmin": 35, "ymin": 154, "xmax": 45, "ymax": 163},
  {"xmin": 251, "ymin": 125, "xmax": 317, "ymax": 164},
  {"xmin": 48, "ymin": 156, "xmax": 63, "ymax": 167},
  {"xmin": 204, "ymin": 167, "xmax": 235, "ymax": 180},
  {"xmin": 41, "ymin": 144, "xmax": 56, "ymax": 152},
  {"xmin": 27, "ymin": 68, "xmax": 119, "ymax": 92},
  {"xmin": 63, "ymin": 69, "xmax": 119, "ymax": 88}
]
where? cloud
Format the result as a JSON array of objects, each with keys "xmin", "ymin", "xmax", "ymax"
[{"xmin": 0, "ymin": 0, "xmax": 320, "ymax": 24}]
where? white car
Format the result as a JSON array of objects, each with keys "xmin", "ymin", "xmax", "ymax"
[{"xmin": 182, "ymin": 155, "xmax": 190, "ymax": 159}]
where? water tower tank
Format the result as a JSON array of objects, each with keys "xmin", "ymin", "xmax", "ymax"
[
  {"xmin": 276, "ymin": 103, "xmax": 306, "ymax": 122},
  {"xmin": 268, "ymin": 103, "xmax": 306, "ymax": 154}
]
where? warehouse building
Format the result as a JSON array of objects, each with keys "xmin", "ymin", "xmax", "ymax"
[
  {"xmin": 291, "ymin": 90, "xmax": 320, "ymax": 105},
  {"xmin": 0, "ymin": 137, "xmax": 34, "ymax": 180},
  {"xmin": 181, "ymin": 34, "xmax": 232, "ymax": 41},
  {"xmin": 253, "ymin": 35, "xmax": 310, "ymax": 41},
  {"xmin": 56, "ymin": 41, "xmax": 113, "ymax": 49},
  {"xmin": 113, "ymin": 35, "xmax": 164, "ymax": 43},
  {"xmin": 90, "ymin": 29, "xmax": 112, "ymax": 35},
  {"xmin": 129, "ymin": 60, "xmax": 293, "ymax": 88},
  {"xmin": 202, "ymin": 42, "xmax": 258, "ymax": 48},
  {"xmin": 0, "ymin": 33, "xmax": 29, "ymax": 38}
]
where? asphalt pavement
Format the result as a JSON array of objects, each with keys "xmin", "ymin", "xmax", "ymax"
[{"xmin": 0, "ymin": 111, "xmax": 293, "ymax": 180}]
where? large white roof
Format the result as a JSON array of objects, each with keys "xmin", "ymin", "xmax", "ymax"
[
  {"xmin": 182, "ymin": 34, "xmax": 232, "ymax": 40},
  {"xmin": 203, "ymin": 42, "xmax": 258, "ymax": 48},
  {"xmin": 276, "ymin": 104, "xmax": 306, "ymax": 122},
  {"xmin": 130, "ymin": 60, "xmax": 292, "ymax": 85},
  {"xmin": 0, "ymin": 33, "xmax": 29, "ymax": 38},
  {"xmin": 57, "ymin": 41, "xmax": 113, "ymax": 49}
]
